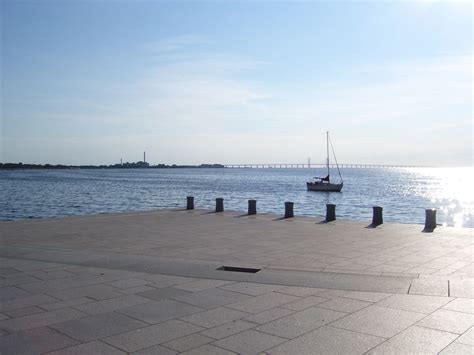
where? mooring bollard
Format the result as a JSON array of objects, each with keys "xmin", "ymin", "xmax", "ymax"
[
  {"xmin": 284, "ymin": 202, "xmax": 294, "ymax": 218},
  {"xmin": 424, "ymin": 209, "xmax": 437, "ymax": 231},
  {"xmin": 186, "ymin": 196, "xmax": 194, "ymax": 210},
  {"xmin": 326, "ymin": 204, "xmax": 336, "ymax": 222},
  {"xmin": 372, "ymin": 206, "xmax": 383, "ymax": 226},
  {"xmin": 248, "ymin": 199, "xmax": 257, "ymax": 215},
  {"xmin": 215, "ymin": 198, "xmax": 224, "ymax": 212}
]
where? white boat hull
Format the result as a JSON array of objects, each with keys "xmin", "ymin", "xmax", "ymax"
[{"xmin": 306, "ymin": 182, "xmax": 343, "ymax": 192}]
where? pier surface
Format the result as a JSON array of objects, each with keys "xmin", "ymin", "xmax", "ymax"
[{"xmin": 1, "ymin": 209, "xmax": 473, "ymax": 354}]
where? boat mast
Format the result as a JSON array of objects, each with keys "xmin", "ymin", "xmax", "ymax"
[{"xmin": 326, "ymin": 131, "xmax": 329, "ymax": 178}]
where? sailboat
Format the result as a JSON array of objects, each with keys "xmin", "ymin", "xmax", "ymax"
[{"xmin": 306, "ymin": 132, "xmax": 343, "ymax": 192}]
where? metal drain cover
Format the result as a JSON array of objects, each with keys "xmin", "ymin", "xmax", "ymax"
[{"xmin": 217, "ymin": 266, "xmax": 261, "ymax": 273}]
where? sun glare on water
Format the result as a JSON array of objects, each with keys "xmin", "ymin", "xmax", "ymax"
[{"xmin": 407, "ymin": 167, "xmax": 474, "ymax": 228}]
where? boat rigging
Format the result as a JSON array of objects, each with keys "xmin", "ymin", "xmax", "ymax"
[{"xmin": 306, "ymin": 131, "xmax": 343, "ymax": 192}]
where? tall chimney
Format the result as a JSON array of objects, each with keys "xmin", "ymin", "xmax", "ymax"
[{"xmin": 143, "ymin": 151, "xmax": 146, "ymax": 163}]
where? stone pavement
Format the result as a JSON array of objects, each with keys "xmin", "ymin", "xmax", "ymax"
[{"xmin": 0, "ymin": 209, "xmax": 473, "ymax": 354}]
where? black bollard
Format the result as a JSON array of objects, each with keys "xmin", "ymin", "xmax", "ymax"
[
  {"xmin": 424, "ymin": 209, "xmax": 437, "ymax": 232},
  {"xmin": 284, "ymin": 202, "xmax": 294, "ymax": 218},
  {"xmin": 215, "ymin": 198, "xmax": 224, "ymax": 212},
  {"xmin": 326, "ymin": 204, "xmax": 336, "ymax": 222},
  {"xmin": 248, "ymin": 199, "xmax": 257, "ymax": 215},
  {"xmin": 372, "ymin": 206, "xmax": 383, "ymax": 226},
  {"xmin": 186, "ymin": 196, "xmax": 194, "ymax": 210}
]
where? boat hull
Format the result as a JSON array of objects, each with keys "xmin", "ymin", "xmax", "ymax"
[{"xmin": 306, "ymin": 182, "xmax": 343, "ymax": 192}]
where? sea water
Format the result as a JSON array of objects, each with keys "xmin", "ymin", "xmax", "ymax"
[{"xmin": 1, "ymin": 167, "xmax": 472, "ymax": 227}]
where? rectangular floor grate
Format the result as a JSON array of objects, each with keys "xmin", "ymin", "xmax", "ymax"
[{"xmin": 217, "ymin": 266, "xmax": 261, "ymax": 273}]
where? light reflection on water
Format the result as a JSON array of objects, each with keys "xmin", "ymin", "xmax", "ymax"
[
  {"xmin": 406, "ymin": 167, "xmax": 473, "ymax": 228},
  {"xmin": 1, "ymin": 167, "xmax": 472, "ymax": 228}
]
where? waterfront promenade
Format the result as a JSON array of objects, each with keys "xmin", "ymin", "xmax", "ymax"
[{"xmin": 0, "ymin": 209, "xmax": 473, "ymax": 354}]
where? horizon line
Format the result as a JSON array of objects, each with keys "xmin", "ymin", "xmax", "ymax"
[{"xmin": 1, "ymin": 162, "xmax": 472, "ymax": 169}]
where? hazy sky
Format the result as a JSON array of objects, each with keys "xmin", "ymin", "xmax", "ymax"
[{"xmin": 1, "ymin": 0, "xmax": 472, "ymax": 166}]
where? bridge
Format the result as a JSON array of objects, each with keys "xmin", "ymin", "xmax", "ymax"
[{"xmin": 224, "ymin": 163, "xmax": 428, "ymax": 169}]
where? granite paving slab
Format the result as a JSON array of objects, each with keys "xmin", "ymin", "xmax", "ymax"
[
  {"xmin": 266, "ymin": 325, "xmax": 385, "ymax": 355},
  {"xmin": 330, "ymin": 305, "xmax": 426, "ymax": 338},
  {"xmin": 455, "ymin": 327, "xmax": 474, "ymax": 346},
  {"xmin": 106, "ymin": 278, "xmax": 151, "ymax": 289},
  {"xmin": 4, "ymin": 305, "xmax": 45, "ymax": 318},
  {"xmin": 341, "ymin": 290, "xmax": 392, "ymax": 303},
  {"xmin": 180, "ymin": 306, "xmax": 249, "ymax": 328},
  {"xmin": 212, "ymin": 329, "xmax": 286, "ymax": 354},
  {"xmin": 450, "ymin": 279, "xmax": 474, "ymax": 298},
  {"xmin": 226, "ymin": 292, "xmax": 300, "ymax": 314},
  {"xmin": 116, "ymin": 299, "xmax": 204, "ymax": 324},
  {"xmin": 276, "ymin": 286, "xmax": 326, "ymax": 297},
  {"xmin": 219, "ymin": 282, "xmax": 284, "ymax": 296},
  {"xmin": 138, "ymin": 274, "xmax": 194, "ymax": 287},
  {"xmin": 374, "ymin": 294, "xmax": 453, "ymax": 314},
  {"xmin": 39, "ymin": 297, "xmax": 93, "ymax": 311},
  {"xmin": 242, "ymin": 307, "xmax": 295, "ymax": 325},
  {"xmin": 409, "ymin": 278, "xmax": 449, "ymax": 296},
  {"xmin": 136, "ymin": 287, "xmax": 192, "ymax": 301},
  {"xmin": 132, "ymin": 344, "xmax": 178, "ymax": 355},
  {"xmin": 49, "ymin": 312, "xmax": 147, "ymax": 342},
  {"xmin": 26, "ymin": 270, "xmax": 76, "ymax": 281},
  {"xmin": 0, "ymin": 267, "xmax": 22, "ymax": 277},
  {"xmin": 256, "ymin": 306, "xmax": 347, "ymax": 339},
  {"xmin": 280, "ymin": 295, "xmax": 330, "ymax": 311},
  {"xmin": 102, "ymin": 319, "xmax": 203, "ymax": 353},
  {"xmin": 416, "ymin": 309, "xmax": 474, "ymax": 334},
  {"xmin": 17, "ymin": 275, "xmax": 113, "ymax": 294},
  {"xmin": 47, "ymin": 340, "xmax": 127, "ymax": 355},
  {"xmin": 0, "ymin": 313, "xmax": 9, "ymax": 321},
  {"xmin": 0, "ymin": 275, "xmax": 43, "ymax": 287},
  {"xmin": 0, "ymin": 307, "xmax": 87, "ymax": 332},
  {"xmin": 173, "ymin": 288, "xmax": 252, "ymax": 309},
  {"xmin": 45, "ymin": 284, "xmax": 123, "ymax": 301},
  {"xmin": 0, "ymin": 286, "xmax": 33, "ymax": 301},
  {"xmin": 162, "ymin": 334, "xmax": 214, "ymax": 352},
  {"xmin": 180, "ymin": 344, "xmax": 236, "ymax": 355},
  {"xmin": 174, "ymin": 279, "xmax": 236, "ymax": 292},
  {"xmin": 0, "ymin": 293, "xmax": 58, "ymax": 312},
  {"xmin": 313, "ymin": 289, "xmax": 350, "ymax": 299},
  {"xmin": 367, "ymin": 325, "xmax": 459, "ymax": 354},
  {"xmin": 199, "ymin": 320, "xmax": 257, "ymax": 340},
  {"xmin": 0, "ymin": 326, "xmax": 79, "ymax": 355},
  {"xmin": 439, "ymin": 342, "xmax": 474, "ymax": 355},
  {"xmin": 118, "ymin": 285, "xmax": 157, "ymax": 295},
  {"xmin": 442, "ymin": 298, "xmax": 474, "ymax": 314},
  {"xmin": 72, "ymin": 294, "xmax": 151, "ymax": 315},
  {"xmin": 316, "ymin": 297, "xmax": 372, "ymax": 313}
]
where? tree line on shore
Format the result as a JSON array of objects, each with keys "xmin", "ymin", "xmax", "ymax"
[{"xmin": 0, "ymin": 162, "xmax": 225, "ymax": 169}]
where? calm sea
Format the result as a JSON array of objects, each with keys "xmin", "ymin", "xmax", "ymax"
[{"xmin": 1, "ymin": 168, "xmax": 473, "ymax": 228}]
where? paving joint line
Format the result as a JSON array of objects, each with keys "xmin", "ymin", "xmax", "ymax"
[
  {"xmin": 96, "ymin": 339, "xmax": 131, "ymax": 354},
  {"xmin": 45, "ymin": 323, "xmax": 86, "ymax": 346}
]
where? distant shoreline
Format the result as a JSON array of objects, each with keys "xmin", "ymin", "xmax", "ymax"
[{"xmin": 0, "ymin": 162, "xmax": 225, "ymax": 170}]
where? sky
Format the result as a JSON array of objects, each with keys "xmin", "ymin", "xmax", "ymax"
[{"xmin": 1, "ymin": 0, "xmax": 472, "ymax": 166}]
